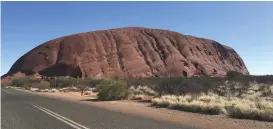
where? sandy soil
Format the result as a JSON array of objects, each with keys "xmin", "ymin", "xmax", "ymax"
[{"xmin": 15, "ymin": 88, "xmax": 273, "ymax": 129}]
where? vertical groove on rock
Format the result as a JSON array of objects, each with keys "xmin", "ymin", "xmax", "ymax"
[
  {"xmin": 111, "ymin": 31, "xmax": 125, "ymax": 73},
  {"xmin": 93, "ymin": 33, "xmax": 105, "ymax": 77},
  {"xmin": 103, "ymin": 31, "xmax": 113, "ymax": 69},
  {"xmin": 56, "ymin": 39, "xmax": 63, "ymax": 64},
  {"xmin": 137, "ymin": 32, "xmax": 154, "ymax": 74},
  {"xmin": 167, "ymin": 33, "xmax": 188, "ymax": 59},
  {"xmin": 144, "ymin": 30, "xmax": 167, "ymax": 67}
]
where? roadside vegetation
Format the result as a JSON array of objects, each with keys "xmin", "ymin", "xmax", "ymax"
[
  {"xmin": 7, "ymin": 71, "xmax": 273, "ymax": 122},
  {"xmin": 151, "ymin": 82, "xmax": 273, "ymax": 121},
  {"xmin": 1, "ymin": 81, "xmax": 10, "ymax": 87},
  {"xmin": 11, "ymin": 77, "xmax": 50, "ymax": 90},
  {"xmin": 97, "ymin": 79, "xmax": 129, "ymax": 101}
]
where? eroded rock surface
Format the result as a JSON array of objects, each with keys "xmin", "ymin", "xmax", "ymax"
[{"xmin": 2, "ymin": 27, "xmax": 249, "ymax": 80}]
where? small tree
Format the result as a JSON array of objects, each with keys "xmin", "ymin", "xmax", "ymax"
[
  {"xmin": 76, "ymin": 84, "xmax": 88, "ymax": 96},
  {"xmin": 75, "ymin": 77, "xmax": 89, "ymax": 96}
]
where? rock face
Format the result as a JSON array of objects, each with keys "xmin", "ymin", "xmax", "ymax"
[{"xmin": 2, "ymin": 27, "xmax": 249, "ymax": 80}]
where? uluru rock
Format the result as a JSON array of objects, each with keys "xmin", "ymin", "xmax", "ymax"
[{"xmin": 2, "ymin": 27, "xmax": 249, "ymax": 80}]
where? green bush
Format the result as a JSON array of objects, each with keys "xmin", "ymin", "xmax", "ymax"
[{"xmin": 97, "ymin": 79, "xmax": 129, "ymax": 101}]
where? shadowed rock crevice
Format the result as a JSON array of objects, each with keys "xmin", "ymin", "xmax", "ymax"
[
  {"xmin": 2, "ymin": 27, "xmax": 249, "ymax": 80},
  {"xmin": 38, "ymin": 64, "xmax": 82, "ymax": 78}
]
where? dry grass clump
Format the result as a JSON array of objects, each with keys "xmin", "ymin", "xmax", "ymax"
[
  {"xmin": 152, "ymin": 93, "xmax": 226, "ymax": 115},
  {"xmin": 129, "ymin": 85, "xmax": 158, "ymax": 100},
  {"xmin": 227, "ymin": 99, "xmax": 273, "ymax": 121},
  {"xmin": 152, "ymin": 83, "xmax": 273, "ymax": 121},
  {"xmin": 130, "ymin": 94, "xmax": 145, "ymax": 100},
  {"xmin": 129, "ymin": 85, "xmax": 158, "ymax": 96}
]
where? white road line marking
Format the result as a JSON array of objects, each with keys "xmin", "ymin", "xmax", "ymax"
[
  {"xmin": 34, "ymin": 103, "xmax": 90, "ymax": 129},
  {"xmin": 27, "ymin": 102, "xmax": 82, "ymax": 129},
  {"xmin": 1, "ymin": 89, "xmax": 10, "ymax": 94},
  {"xmin": 26, "ymin": 101, "xmax": 89, "ymax": 129}
]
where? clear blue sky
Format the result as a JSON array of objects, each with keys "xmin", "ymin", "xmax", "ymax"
[{"xmin": 1, "ymin": 2, "xmax": 273, "ymax": 75}]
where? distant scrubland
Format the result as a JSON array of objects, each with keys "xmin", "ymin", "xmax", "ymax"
[{"xmin": 3, "ymin": 71, "xmax": 273, "ymax": 121}]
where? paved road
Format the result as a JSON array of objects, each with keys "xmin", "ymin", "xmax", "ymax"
[{"xmin": 1, "ymin": 88, "xmax": 197, "ymax": 129}]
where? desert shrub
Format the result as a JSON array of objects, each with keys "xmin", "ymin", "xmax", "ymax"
[
  {"xmin": 226, "ymin": 71, "xmax": 250, "ymax": 86},
  {"xmin": 126, "ymin": 76, "xmax": 225, "ymax": 96},
  {"xmin": 214, "ymin": 81, "xmax": 250, "ymax": 97},
  {"xmin": 130, "ymin": 94, "xmax": 145, "ymax": 100},
  {"xmin": 129, "ymin": 85, "xmax": 158, "ymax": 96},
  {"xmin": 151, "ymin": 82, "xmax": 273, "ymax": 121},
  {"xmin": 256, "ymin": 100, "xmax": 273, "ymax": 121},
  {"xmin": 75, "ymin": 81, "xmax": 90, "ymax": 96},
  {"xmin": 126, "ymin": 77, "xmax": 162, "ymax": 86},
  {"xmin": 76, "ymin": 83, "xmax": 88, "ymax": 90},
  {"xmin": 151, "ymin": 93, "xmax": 225, "ymax": 115},
  {"xmin": 74, "ymin": 78, "xmax": 103, "ymax": 95},
  {"xmin": 11, "ymin": 77, "xmax": 29, "ymax": 87},
  {"xmin": 54, "ymin": 76, "xmax": 77, "ymax": 88},
  {"xmin": 11, "ymin": 77, "xmax": 38, "ymax": 87},
  {"xmin": 125, "ymin": 74, "xmax": 272, "ymax": 97},
  {"xmin": 1, "ymin": 81, "xmax": 10, "ymax": 86},
  {"xmin": 227, "ymin": 104, "xmax": 258, "ymax": 119},
  {"xmin": 97, "ymin": 79, "xmax": 129, "ymax": 101},
  {"xmin": 79, "ymin": 78, "xmax": 102, "ymax": 88},
  {"xmin": 155, "ymin": 76, "xmax": 185, "ymax": 95},
  {"xmin": 125, "ymin": 74, "xmax": 273, "ymax": 121},
  {"xmin": 227, "ymin": 99, "xmax": 273, "ymax": 122},
  {"xmin": 227, "ymin": 71, "xmax": 243, "ymax": 80},
  {"xmin": 23, "ymin": 84, "xmax": 31, "ymax": 90},
  {"xmin": 251, "ymin": 75, "xmax": 273, "ymax": 84},
  {"xmin": 54, "ymin": 77, "xmax": 102, "ymax": 88},
  {"xmin": 10, "ymin": 77, "xmax": 50, "ymax": 90},
  {"xmin": 153, "ymin": 76, "xmax": 224, "ymax": 95},
  {"xmin": 31, "ymin": 81, "xmax": 51, "ymax": 89},
  {"xmin": 259, "ymin": 84, "xmax": 273, "ymax": 97}
]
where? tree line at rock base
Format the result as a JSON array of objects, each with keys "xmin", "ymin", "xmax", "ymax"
[{"xmin": 2, "ymin": 71, "xmax": 273, "ymax": 96}]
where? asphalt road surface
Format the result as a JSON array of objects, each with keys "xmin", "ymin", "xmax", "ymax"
[{"xmin": 1, "ymin": 88, "xmax": 197, "ymax": 129}]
